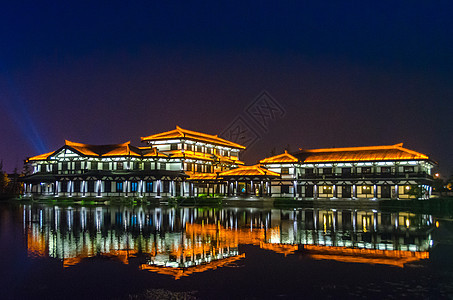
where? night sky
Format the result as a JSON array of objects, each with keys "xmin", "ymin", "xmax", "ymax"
[{"xmin": 1, "ymin": 1, "xmax": 452, "ymax": 176}]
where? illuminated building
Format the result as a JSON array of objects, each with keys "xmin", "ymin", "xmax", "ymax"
[
  {"xmin": 22, "ymin": 126, "xmax": 245, "ymax": 198},
  {"xmin": 22, "ymin": 127, "xmax": 436, "ymax": 199},
  {"xmin": 260, "ymin": 144, "xmax": 436, "ymax": 199}
]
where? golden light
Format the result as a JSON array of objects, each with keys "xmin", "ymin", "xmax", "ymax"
[
  {"xmin": 434, "ymin": 173, "xmax": 440, "ymax": 178},
  {"xmin": 436, "ymin": 221, "xmax": 440, "ymax": 228},
  {"xmin": 405, "ymin": 219, "xmax": 410, "ymax": 227}
]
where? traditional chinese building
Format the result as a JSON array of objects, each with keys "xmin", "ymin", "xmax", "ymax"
[
  {"xmin": 259, "ymin": 143, "xmax": 436, "ymax": 199},
  {"xmin": 22, "ymin": 126, "xmax": 245, "ymax": 198},
  {"xmin": 22, "ymin": 127, "xmax": 436, "ymax": 200}
]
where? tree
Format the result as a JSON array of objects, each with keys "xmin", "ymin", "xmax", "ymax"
[{"xmin": 433, "ymin": 178, "xmax": 446, "ymax": 196}]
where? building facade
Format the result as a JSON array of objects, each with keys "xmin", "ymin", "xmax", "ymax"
[
  {"xmin": 260, "ymin": 144, "xmax": 436, "ymax": 199},
  {"xmin": 22, "ymin": 127, "xmax": 436, "ymax": 200}
]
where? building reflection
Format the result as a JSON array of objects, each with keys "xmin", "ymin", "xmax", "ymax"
[{"xmin": 23, "ymin": 205, "xmax": 434, "ymax": 279}]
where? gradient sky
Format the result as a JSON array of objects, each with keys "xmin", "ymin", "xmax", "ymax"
[{"xmin": 0, "ymin": 1, "xmax": 452, "ymax": 176}]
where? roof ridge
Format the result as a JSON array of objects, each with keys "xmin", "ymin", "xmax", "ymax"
[{"xmin": 301, "ymin": 143, "xmax": 406, "ymax": 153}]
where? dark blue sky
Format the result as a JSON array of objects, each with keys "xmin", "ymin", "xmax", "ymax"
[{"xmin": 1, "ymin": 1, "xmax": 452, "ymax": 176}]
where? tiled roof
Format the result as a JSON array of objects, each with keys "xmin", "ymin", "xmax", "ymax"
[
  {"xmin": 141, "ymin": 126, "xmax": 246, "ymax": 149},
  {"xmin": 27, "ymin": 151, "xmax": 55, "ymax": 161},
  {"xmin": 260, "ymin": 143, "xmax": 430, "ymax": 164},
  {"xmin": 219, "ymin": 165, "xmax": 280, "ymax": 177},
  {"xmin": 259, "ymin": 150, "xmax": 298, "ymax": 164},
  {"xmin": 64, "ymin": 140, "xmax": 142, "ymax": 157},
  {"xmin": 187, "ymin": 172, "xmax": 218, "ymax": 180},
  {"xmin": 296, "ymin": 143, "xmax": 429, "ymax": 163}
]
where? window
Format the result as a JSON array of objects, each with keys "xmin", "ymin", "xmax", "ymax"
[
  {"xmin": 103, "ymin": 162, "xmax": 109, "ymax": 170},
  {"xmin": 404, "ymin": 166, "xmax": 414, "ymax": 173},
  {"xmin": 322, "ymin": 186, "xmax": 333, "ymax": 193},
  {"xmin": 117, "ymin": 162, "xmax": 123, "ymax": 170},
  {"xmin": 74, "ymin": 181, "xmax": 81, "ymax": 192},
  {"xmin": 281, "ymin": 167, "xmax": 289, "ymax": 174},
  {"xmin": 206, "ymin": 148, "xmax": 212, "ymax": 154},
  {"xmin": 230, "ymin": 151, "xmax": 237, "ymax": 157},
  {"xmin": 116, "ymin": 182, "xmax": 123, "ymax": 192},
  {"xmin": 323, "ymin": 168, "xmax": 332, "ymax": 174},
  {"xmin": 88, "ymin": 181, "xmax": 95, "ymax": 193},
  {"xmin": 281, "ymin": 185, "xmax": 290, "ymax": 194},
  {"xmin": 62, "ymin": 162, "xmax": 68, "ymax": 171},
  {"xmin": 75, "ymin": 161, "xmax": 81, "ymax": 170},
  {"xmin": 362, "ymin": 185, "xmax": 372, "ymax": 194},
  {"xmin": 196, "ymin": 145, "xmax": 202, "ymax": 152},
  {"xmin": 60, "ymin": 182, "xmax": 67, "ymax": 192},
  {"xmin": 404, "ymin": 185, "xmax": 412, "ymax": 194},
  {"xmin": 305, "ymin": 168, "xmax": 314, "ymax": 174},
  {"xmin": 206, "ymin": 165, "xmax": 212, "ymax": 173},
  {"xmin": 196, "ymin": 164, "xmax": 203, "ymax": 172},
  {"xmin": 186, "ymin": 163, "xmax": 193, "ymax": 171},
  {"xmin": 342, "ymin": 168, "xmax": 351, "ymax": 175},
  {"xmin": 381, "ymin": 167, "xmax": 391, "ymax": 173},
  {"xmin": 186, "ymin": 144, "xmax": 193, "ymax": 151},
  {"xmin": 146, "ymin": 182, "xmax": 153, "ymax": 192},
  {"xmin": 104, "ymin": 181, "xmax": 111, "ymax": 193},
  {"xmin": 362, "ymin": 167, "xmax": 372, "ymax": 174},
  {"xmin": 144, "ymin": 162, "xmax": 151, "ymax": 170},
  {"xmin": 160, "ymin": 162, "xmax": 166, "ymax": 170},
  {"xmin": 131, "ymin": 181, "xmax": 138, "ymax": 192},
  {"xmin": 163, "ymin": 181, "xmax": 170, "ymax": 193},
  {"xmin": 171, "ymin": 143, "xmax": 178, "ymax": 150}
]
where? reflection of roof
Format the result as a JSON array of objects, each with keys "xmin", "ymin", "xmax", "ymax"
[
  {"xmin": 260, "ymin": 242, "xmax": 298, "ymax": 256},
  {"xmin": 140, "ymin": 254, "xmax": 245, "ymax": 280},
  {"xmin": 219, "ymin": 165, "xmax": 280, "ymax": 177},
  {"xmin": 304, "ymin": 245, "xmax": 429, "ymax": 268},
  {"xmin": 141, "ymin": 126, "xmax": 246, "ymax": 149},
  {"xmin": 259, "ymin": 150, "xmax": 298, "ymax": 164}
]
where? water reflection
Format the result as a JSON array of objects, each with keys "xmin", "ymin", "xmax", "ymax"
[{"xmin": 23, "ymin": 205, "xmax": 434, "ymax": 279}]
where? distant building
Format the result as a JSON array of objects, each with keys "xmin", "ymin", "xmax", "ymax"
[{"xmin": 22, "ymin": 127, "xmax": 436, "ymax": 200}]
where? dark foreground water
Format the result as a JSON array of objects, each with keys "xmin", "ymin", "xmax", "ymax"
[{"xmin": 1, "ymin": 202, "xmax": 453, "ymax": 299}]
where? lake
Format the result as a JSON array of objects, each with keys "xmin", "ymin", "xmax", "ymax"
[{"xmin": 1, "ymin": 201, "xmax": 453, "ymax": 299}]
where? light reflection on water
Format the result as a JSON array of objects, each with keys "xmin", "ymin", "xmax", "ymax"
[{"xmin": 23, "ymin": 204, "xmax": 434, "ymax": 279}]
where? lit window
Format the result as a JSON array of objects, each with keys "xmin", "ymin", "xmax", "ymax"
[
  {"xmin": 404, "ymin": 166, "xmax": 414, "ymax": 173},
  {"xmin": 323, "ymin": 186, "xmax": 333, "ymax": 193},
  {"xmin": 116, "ymin": 182, "xmax": 123, "ymax": 192},
  {"xmin": 362, "ymin": 186, "xmax": 372, "ymax": 194},
  {"xmin": 131, "ymin": 182, "xmax": 138, "ymax": 192},
  {"xmin": 281, "ymin": 167, "xmax": 289, "ymax": 174},
  {"xmin": 404, "ymin": 185, "xmax": 412, "ymax": 194},
  {"xmin": 146, "ymin": 182, "xmax": 153, "ymax": 192}
]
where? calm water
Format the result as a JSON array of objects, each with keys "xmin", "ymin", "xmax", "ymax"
[{"xmin": 1, "ymin": 202, "xmax": 453, "ymax": 299}]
